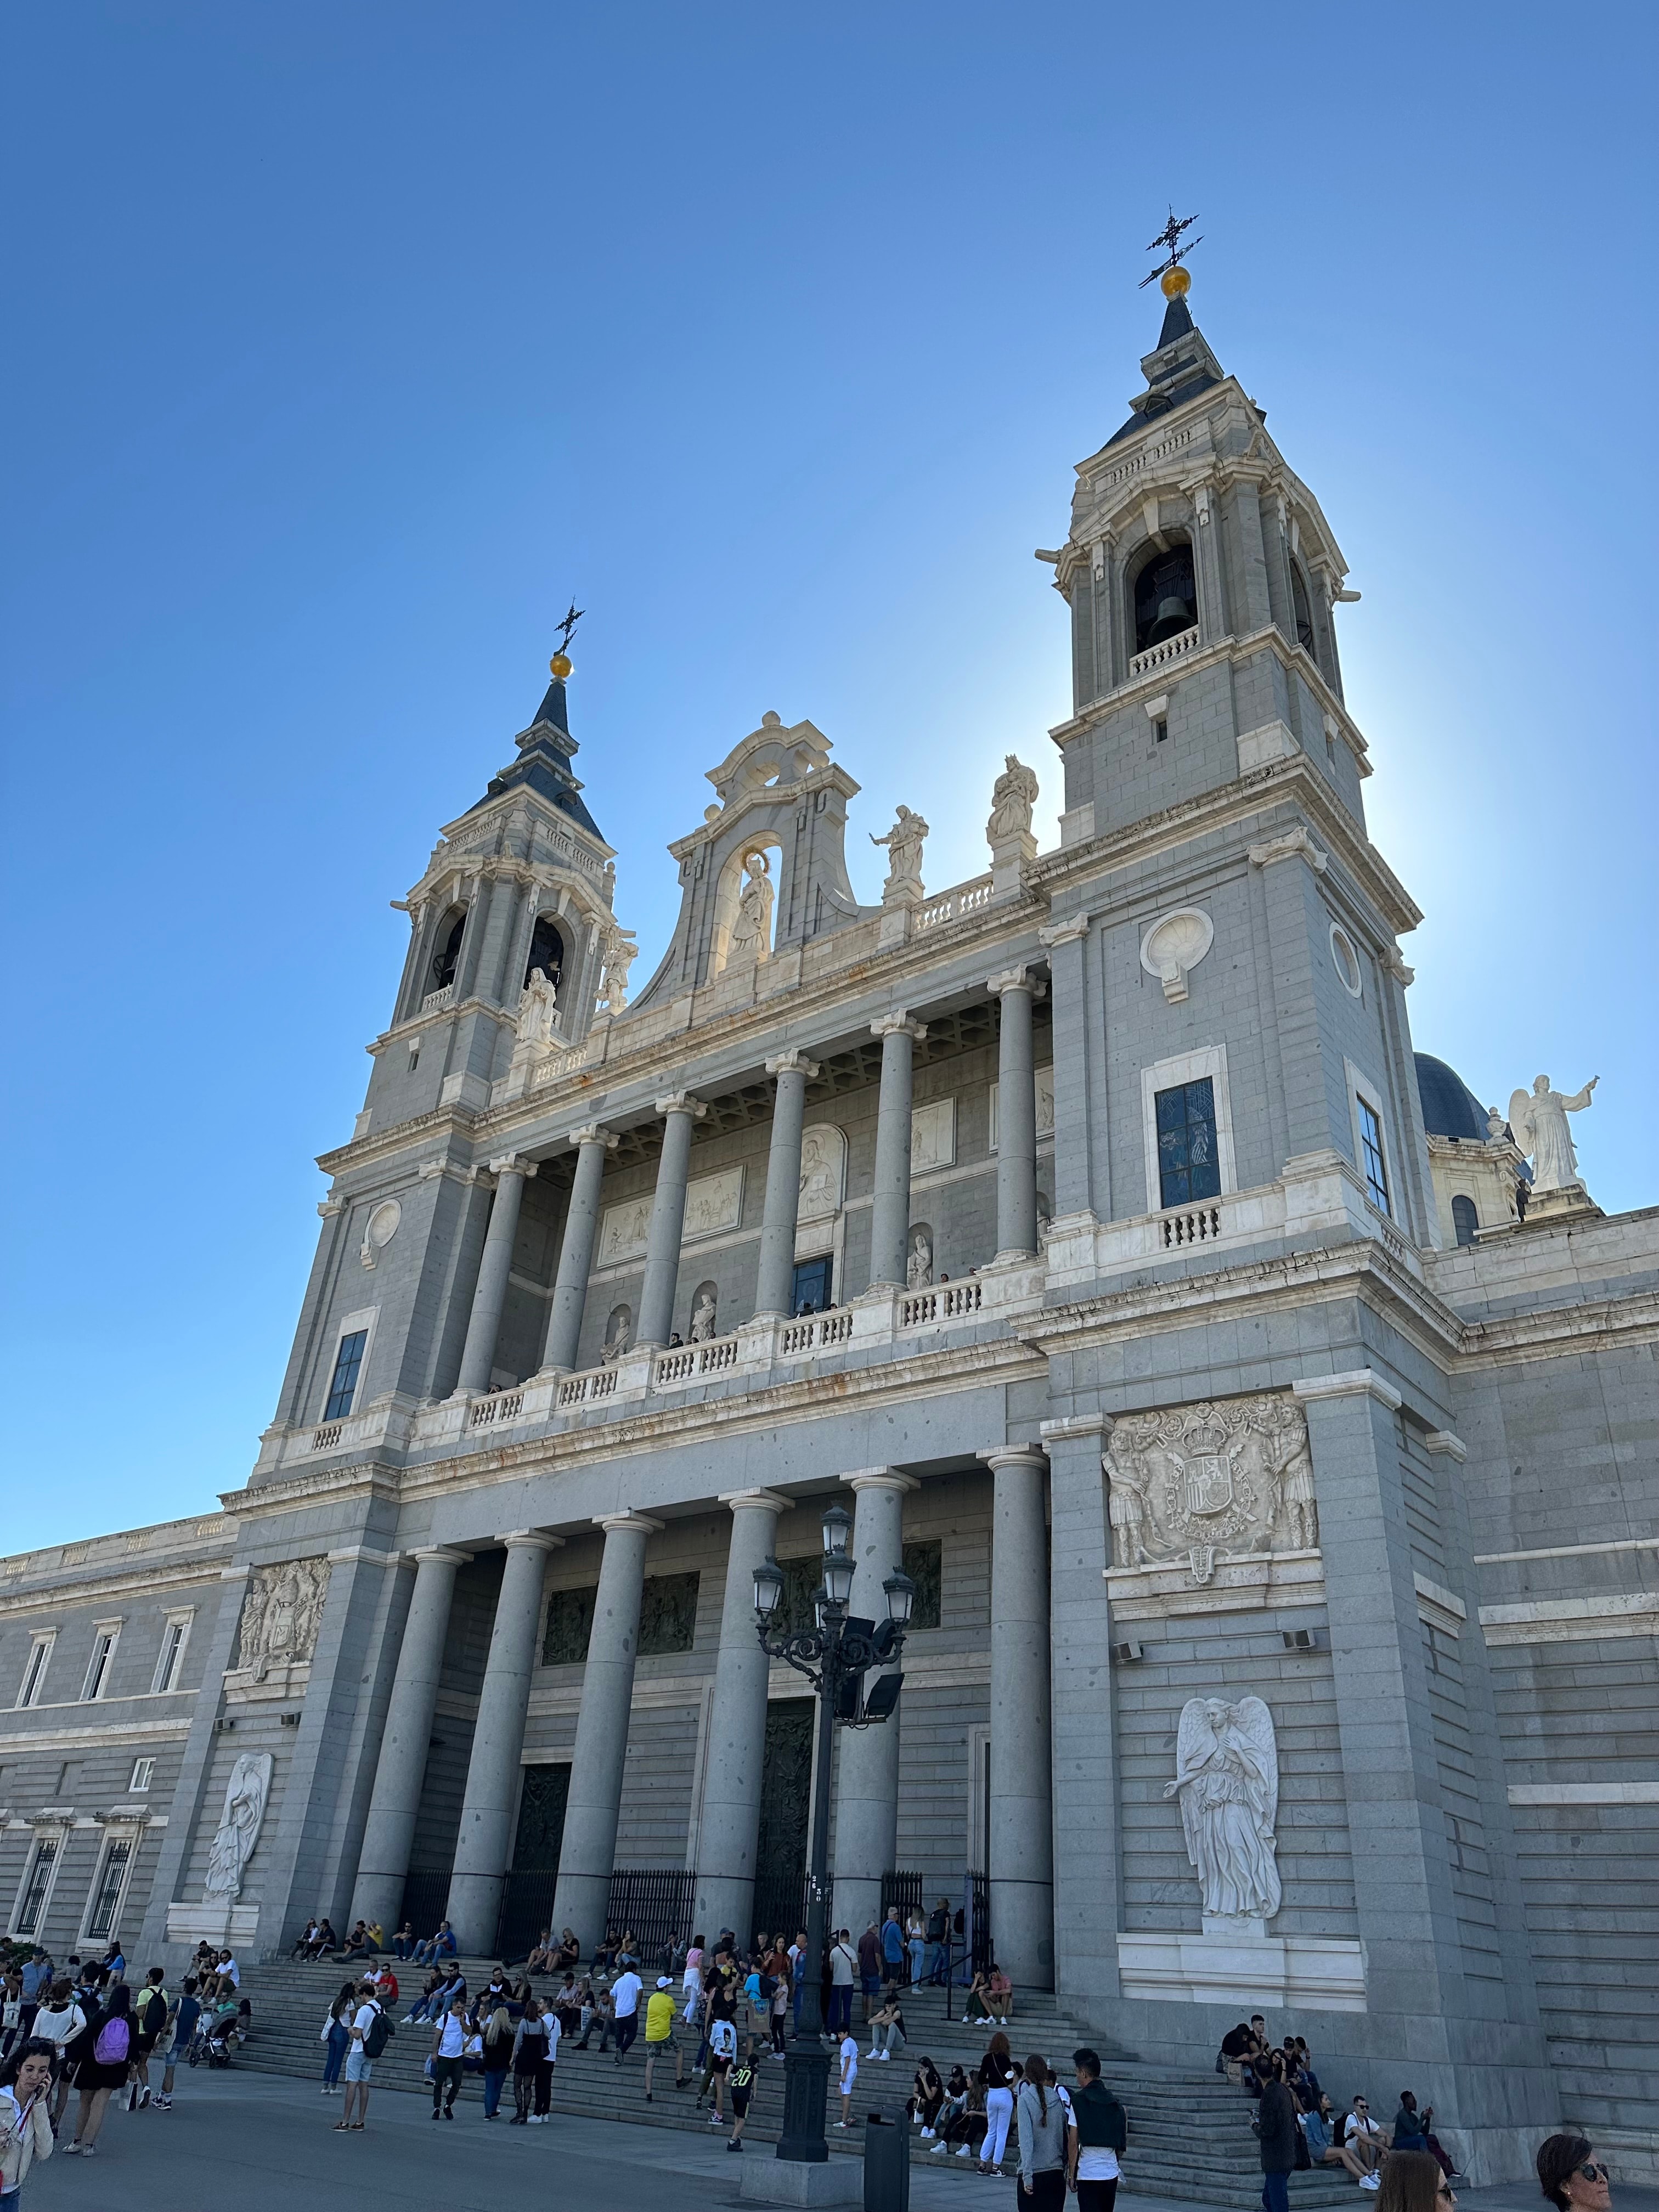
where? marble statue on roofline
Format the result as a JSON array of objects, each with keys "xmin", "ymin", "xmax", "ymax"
[{"xmin": 1508, "ymin": 1073, "xmax": 1598, "ymax": 1195}]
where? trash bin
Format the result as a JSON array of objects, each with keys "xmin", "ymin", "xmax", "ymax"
[{"xmin": 864, "ymin": 2107, "xmax": 911, "ymax": 2212}]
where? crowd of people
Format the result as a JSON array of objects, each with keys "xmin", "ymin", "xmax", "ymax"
[{"xmin": 0, "ymin": 1936, "xmax": 246, "ymax": 2192}]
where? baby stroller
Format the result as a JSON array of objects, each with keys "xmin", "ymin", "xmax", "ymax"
[{"xmin": 190, "ymin": 2000, "xmax": 249, "ymax": 2067}]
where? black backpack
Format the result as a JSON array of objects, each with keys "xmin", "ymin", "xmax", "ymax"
[{"xmin": 362, "ymin": 2004, "xmax": 394, "ymax": 2059}]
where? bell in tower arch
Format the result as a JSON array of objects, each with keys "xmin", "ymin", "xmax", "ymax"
[{"xmin": 1134, "ymin": 541, "xmax": 1198, "ymax": 654}]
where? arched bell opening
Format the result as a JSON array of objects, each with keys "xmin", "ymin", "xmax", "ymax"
[
  {"xmin": 1131, "ymin": 540, "xmax": 1198, "ymax": 657},
  {"xmin": 524, "ymin": 914, "xmax": 566, "ymax": 993},
  {"xmin": 1290, "ymin": 558, "xmax": 1317, "ymax": 659},
  {"xmin": 430, "ymin": 906, "xmax": 467, "ymax": 992}
]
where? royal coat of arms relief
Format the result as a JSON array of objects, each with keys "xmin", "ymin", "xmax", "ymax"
[{"xmin": 1103, "ymin": 1395, "xmax": 1317, "ymax": 1586}]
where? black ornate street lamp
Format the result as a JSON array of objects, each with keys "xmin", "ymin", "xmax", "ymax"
[{"xmin": 753, "ymin": 1500, "xmax": 916, "ymax": 2167}]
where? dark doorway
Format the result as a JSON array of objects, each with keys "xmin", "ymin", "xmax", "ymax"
[
  {"xmin": 791, "ymin": 1256, "xmax": 833, "ymax": 1316},
  {"xmin": 496, "ymin": 1763, "xmax": 571, "ymax": 1961},
  {"xmin": 751, "ymin": 1699, "xmax": 814, "ymax": 1946}
]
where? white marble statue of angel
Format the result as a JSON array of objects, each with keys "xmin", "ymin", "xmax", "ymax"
[
  {"xmin": 1164, "ymin": 1695, "xmax": 1282, "ymax": 1925},
  {"xmin": 1508, "ymin": 1074, "xmax": 1598, "ymax": 1194},
  {"xmin": 986, "ymin": 754, "xmax": 1039, "ymax": 845},
  {"xmin": 516, "ymin": 964, "xmax": 559, "ymax": 1049},
  {"xmin": 870, "ymin": 805, "xmax": 928, "ymax": 894},
  {"xmin": 203, "ymin": 1751, "xmax": 273, "ymax": 1901}
]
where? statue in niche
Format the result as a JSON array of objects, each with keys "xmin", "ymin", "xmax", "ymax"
[
  {"xmin": 1164, "ymin": 1696, "xmax": 1281, "ymax": 1928},
  {"xmin": 726, "ymin": 850, "xmax": 775, "ymax": 967},
  {"xmin": 870, "ymin": 806, "xmax": 929, "ymax": 900},
  {"xmin": 236, "ymin": 1559, "xmax": 330, "ymax": 1680},
  {"xmin": 596, "ymin": 926, "xmax": 639, "ymax": 1014},
  {"xmin": 798, "ymin": 1128, "xmax": 842, "ymax": 1219},
  {"xmin": 202, "ymin": 1751, "xmax": 273, "ymax": 1901},
  {"xmin": 600, "ymin": 1306, "xmax": 632, "ymax": 1364},
  {"xmin": 1104, "ymin": 1438, "xmax": 1152, "ymax": 1568},
  {"xmin": 1507, "ymin": 1073, "xmax": 1598, "ymax": 1195},
  {"xmin": 516, "ymin": 966, "xmax": 559, "ymax": 1050},
  {"xmin": 688, "ymin": 1286, "xmax": 718, "ymax": 1342},
  {"xmin": 986, "ymin": 754, "xmax": 1040, "ymax": 845},
  {"xmin": 906, "ymin": 1228, "xmax": 934, "ymax": 1289},
  {"xmin": 1036, "ymin": 1189, "xmax": 1053, "ymax": 1241}
]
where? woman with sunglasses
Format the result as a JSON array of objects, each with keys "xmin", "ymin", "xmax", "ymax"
[{"xmin": 1538, "ymin": 2137, "xmax": 1613, "ymax": 2212}]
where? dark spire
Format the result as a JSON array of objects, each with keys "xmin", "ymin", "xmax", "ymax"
[
  {"xmin": 456, "ymin": 649, "xmax": 605, "ymax": 842},
  {"xmin": 1097, "ymin": 266, "xmax": 1227, "ymax": 451},
  {"xmin": 529, "ymin": 669, "xmax": 571, "ymax": 734},
  {"xmin": 1156, "ymin": 289, "xmax": 1194, "ymax": 347}
]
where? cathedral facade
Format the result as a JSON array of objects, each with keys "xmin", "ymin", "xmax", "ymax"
[{"xmin": 3, "ymin": 275, "xmax": 1654, "ymax": 2183}]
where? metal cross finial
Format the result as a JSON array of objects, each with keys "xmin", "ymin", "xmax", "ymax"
[
  {"xmin": 1139, "ymin": 206, "xmax": 1204, "ymax": 287},
  {"xmin": 555, "ymin": 600, "xmax": 585, "ymax": 654}
]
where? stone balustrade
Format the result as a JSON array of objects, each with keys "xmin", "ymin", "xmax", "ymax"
[
  {"xmin": 420, "ymin": 981, "xmax": 456, "ymax": 1014},
  {"xmin": 914, "ymin": 875, "xmax": 995, "ymax": 933},
  {"xmin": 1128, "ymin": 622, "xmax": 1200, "ymax": 678}
]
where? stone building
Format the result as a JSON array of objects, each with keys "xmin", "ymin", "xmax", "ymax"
[{"xmin": 2, "ymin": 272, "xmax": 1654, "ymax": 2183}]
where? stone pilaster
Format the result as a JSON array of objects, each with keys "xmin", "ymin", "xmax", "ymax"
[
  {"xmin": 636, "ymin": 1094, "xmax": 707, "ymax": 1348},
  {"xmin": 867, "ymin": 1017, "xmax": 926, "ymax": 1290},
  {"xmin": 981, "ymin": 1446, "xmax": 1054, "ymax": 1989},
  {"xmin": 539, "ymin": 1125, "xmax": 618, "ymax": 1372},
  {"xmin": 454, "ymin": 1155, "xmax": 537, "ymax": 1395},
  {"xmin": 754, "ymin": 1053, "xmax": 820, "ymax": 1318}
]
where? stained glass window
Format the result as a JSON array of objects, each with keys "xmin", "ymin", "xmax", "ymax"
[{"xmin": 1156, "ymin": 1079, "xmax": 1221, "ymax": 1208}]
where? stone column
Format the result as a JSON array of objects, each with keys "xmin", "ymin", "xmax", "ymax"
[
  {"xmin": 693, "ymin": 1489, "xmax": 793, "ymax": 1946},
  {"xmin": 868, "ymin": 1015, "xmax": 927, "ymax": 1290},
  {"xmin": 350, "ymin": 1546, "xmax": 471, "ymax": 1931},
  {"xmin": 445, "ymin": 1532, "xmax": 558, "ymax": 1953},
  {"xmin": 636, "ymin": 1093, "xmax": 706, "ymax": 1348},
  {"xmin": 454, "ymin": 1154, "xmax": 537, "ymax": 1395},
  {"xmin": 1038, "ymin": 914, "xmax": 1099, "ymax": 1222},
  {"xmin": 550, "ymin": 1513, "xmax": 662, "ymax": 1946},
  {"xmin": 982, "ymin": 1446, "xmax": 1054, "ymax": 1989},
  {"xmin": 830, "ymin": 1469, "xmax": 918, "ymax": 1938},
  {"xmin": 539, "ymin": 1124, "xmax": 618, "ymax": 1372},
  {"xmin": 753, "ymin": 1052, "xmax": 820, "ymax": 1318},
  {"xmin": 1041, "ymin": 1415, "xmax": 1121, "ymax": 2008},
  {"xmin": 989, "ymin": 967, "xmax": 1039, "ymax": 1259}
]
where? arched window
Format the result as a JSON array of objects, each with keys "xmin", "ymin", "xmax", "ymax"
[
  {"xmin": 431, "ymin": 908, "xmax": 467, "ymax": 991},
  {"xmin": 1451, "ymin": 1194, "xmax": 1479, "ymax": 1248},
  {"xmin": 524, "ymin": 915, "xmax": 566, "ymax": 991},
  {"xmin": 1290, "ymin": 561, "xmax": 1317, "ymax": 656},
  {"xmin": 1132, "ymin": 542, "xmax": 1197, "ymax": 657}
]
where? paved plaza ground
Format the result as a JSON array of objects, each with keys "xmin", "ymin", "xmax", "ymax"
[{"xmin": 24, "ymin": 2069, "xmax": 1659, "ymax": 2212}]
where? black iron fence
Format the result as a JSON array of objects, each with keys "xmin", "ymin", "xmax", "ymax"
[
  {"xmin": 399, "ymin": 1868, "xmax": 452, "ymax": 1944},
  {"xmin": 881, "ymin": 1868, "xmax": 923, "ymax": 1925},
  {"xmin": 967, "ymin": 1866, "xmax": 992, "ymax": 1976},
  {"xmin": 605, "ymin": 1869, "xmax": 699, "ymax": 1968},
  {"xmin": 751, "ymin": 1871, "xmax": 832, "ymax": 1954},
  {"xmin": 495, "ymin": 1869, "xmax": 561, "ymax": 1962}
]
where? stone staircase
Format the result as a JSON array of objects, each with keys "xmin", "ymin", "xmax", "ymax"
[{"xmin": 229, "ymin": 1956, "xmax": 1357, "ymax": 2208}]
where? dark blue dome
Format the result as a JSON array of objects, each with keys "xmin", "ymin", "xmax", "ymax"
[{"xmin": 1415, "ymin": 1053, "xmax": 1489, "ymax": 1142}]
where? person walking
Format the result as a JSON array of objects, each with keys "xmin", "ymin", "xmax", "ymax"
[
  {"xmin": 336, "ymin": 1978, "xmax": 385, "ymax": 2132},
  {"xmin": 319, "ymin": 1992, "xmax": 351, "ymax": 2097},
  {"xmin": 836, "ymin": 2025, "xmax": 859, "ymax": 2129},
  {"xmin": 27, "ymin": 1984, "xmax": 83, "ymax": 2136},
  {"xmin": 906, "ymin": 1911, "xmax": 927, "ymax": 1990},
  {"xmin": 610, "ymin": 1962, "xmax": 643, "ymax": 2065},
  {"xmin": 702, "ymin": 2015, "xmax": 737, "ymax": 2126},
  {"xmin": 1016, "ymin": 2055, "xmax": 1074, "ymax": 2208},
  {"xmin": 63, "ymin": 1983, "xmax": 132, "ymax": 2159},
  {"xmin": 509, "ymin": 1998, "xmax": 550, "ymax": 2124},
  {"xmin": 726, "ymin": 2049, "xmax": 757, "ymax": 2153},
  {"xmin": 479, "ymin": 2002, "xmax": 515, "ymax": 2119},
  {"xmin": 768, "ymin": 1960, "xmax": 790, "ymax": 2057},
  {"xmin": 1257, "ymin": 2056, "xmax": 1300, "ymax": 2212},
  {"xmin": 155, "ymin": 1978, "xmax": 202, "ymax": 2112},
  {"xmin": 643, "ymin": 1979, "xmax": 683, "ymax": 2101},
  {"xmin": 1069, "ymin": 2050, "xmax": 1127, "ymax": 2212},
  {"xmin": 127, "ymin": 1970, "xmax": 168, "ymax": 2109},
  {"xmin": 0, "ymin": 2039, "xmax": 54, "ymax": 2207},
  {"xmin": 978, "ymin": 2032, "xmax": 1017, "ymax": 2175},
  {"xmin": 879, "ymin": 1905, "xmax": 906, "ymax": 1989},
  {"xmin": 428, "ymin": 1996, "xmax": 467, "ymax": 2120}
]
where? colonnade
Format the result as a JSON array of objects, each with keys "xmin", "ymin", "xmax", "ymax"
[
  {"xmin": 348, "ymin": 1450, "xmax": 1057, "ymax": 1981},
  {"xmin": 443, "ymin": 968, "xmax": 1044, "ymax": 1388}
]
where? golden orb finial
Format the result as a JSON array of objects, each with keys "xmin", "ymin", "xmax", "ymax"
[
  {"xmin": 550, "ymin": 651, "xmax": 573, "ymax": 680},
  {"xmin": 1161, "ymin": 264, "xmax": 1191, "ymax": 301}
]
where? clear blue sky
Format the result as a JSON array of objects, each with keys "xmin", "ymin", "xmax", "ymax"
[{"xmin": 4, "ymin": 3, "xmax": 1655, "ymax": 1551}]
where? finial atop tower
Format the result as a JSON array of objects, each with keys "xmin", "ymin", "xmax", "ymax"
[
  {"xmin": 1139, "ymin": 207, "xmax": 1203, "ymax": 292},
  {"xmin": 549, "ymin": 597, "xmax": 585, "ymax": 681}
]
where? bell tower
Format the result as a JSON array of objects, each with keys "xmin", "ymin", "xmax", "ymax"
[{"xmin": 1041, "ymin": 235, "xmax": 1441, "ymax": 1253}]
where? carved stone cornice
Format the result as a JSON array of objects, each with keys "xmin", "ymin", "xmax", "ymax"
[{"xmin": 1248, "ymin": 825, "xmax": 1329, "ymax": 874}]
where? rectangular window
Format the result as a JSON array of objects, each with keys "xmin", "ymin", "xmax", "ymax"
[
  {"xmin": 901, "ymin": 1541, "xmax": 943, "ymax": 1630},
  {"xmin": 85, "ymin": 1837, "xmax": 133, "ymax": 1942},
  {"xmin": 153, "ymin": 1616, "xmax": 191, "ymax": 1694},
  {"xmin": 14, "ymin": 1837, "xmax": 58, "ymax": 1937},
  {"xmin": 129, "ymin": 1757, "xmax": 155, "ymax": 1793},
  {"xmin": 1357, "ymin": 1096, "xmax": 1391, "ymax": 1216},
  {"xmin": 16, "ymin": 1635, "xmax": 53, "ymax": 1710},
  {"xmin": 82, "ymin": 1629, "xmax": 119, "ymax": 1703},
  {"xmin": 324, "ymin": 1329, "xmax": 368, "ymax": 1421},
  {"xmin": 1155, "ymin": 1077, "xmax": 1222, "ymax": 1208}
]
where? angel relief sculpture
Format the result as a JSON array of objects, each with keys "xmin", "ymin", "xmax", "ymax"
[{"xmin": 1164, "ymin": 1695, "xmax": 1282, "ymax": 1928}]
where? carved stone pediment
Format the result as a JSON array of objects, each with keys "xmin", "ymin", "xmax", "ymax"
[{"xmin": 1104, "ymin": 1393, "xmax": 1317, "ymax": 1584}]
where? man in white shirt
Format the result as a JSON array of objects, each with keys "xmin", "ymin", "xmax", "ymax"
[
  {"xmin": 828, "ymin": 1929, "xmax": 856, "ymax": 2036},
  {"xmin": 340, "ymin": 1979, "xmax": 382, "ymax": 2132},
  {"xmin": 1344, "ymin": 2095, "xmax": 1385, "ymax": 2188},
  {"xmin": 429, "ymin": 1995, "xmax": 467, "ymax": 2119},
  {"xmin": 610, "ymin": 1966, "xmax": 644, "ymax": 2064},
  {"xmin": 837, "ymin": 2030, "xmax": 859, "ymax": 2128},
  {"xmin": 217, "ymin": 1950, "xmax": 239, "ymax": 1989}
]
